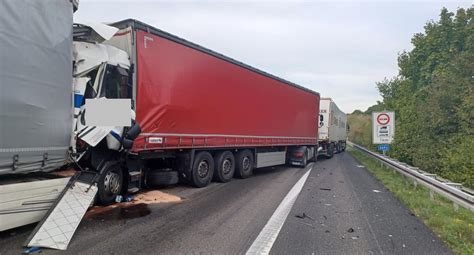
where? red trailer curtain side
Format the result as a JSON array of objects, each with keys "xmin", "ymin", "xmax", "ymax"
[{"xmin": 131, "ymin": 29, "xmax": 319, "ymax": 152}]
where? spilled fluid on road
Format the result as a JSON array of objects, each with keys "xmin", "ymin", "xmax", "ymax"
[
  {"xmin": 85, "ymin": 190, "xmax": 181, "ymax": 221},
  {"xmin": 86, "ymin": 203, "xmax": 151, "ymax": 221}
]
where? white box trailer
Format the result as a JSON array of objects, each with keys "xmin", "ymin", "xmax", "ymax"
[{"xmin": 318, "ymin": 98, "xmax": 347, "ymax": 157}]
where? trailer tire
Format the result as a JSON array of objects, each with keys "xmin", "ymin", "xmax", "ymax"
[
  {"xmin": 191, "ymin": 151, "xmax": 214, "ymax": 188},
  {"xmin": 213, "ymin": 151, "xmax": 235, "ymax": 182},
  {"xmin": 97, "ymin": 161, "xmax": 124, "ymax": 205},
  {"xmin": 147, "ymin": 170, "xmax": 179, "ymax": 187},
  {"xmin": 235, "ymin": 150, "xmax": 254, "ymax": 178},
  {"xmin": 301, "ymin": 155, "xmax": 308, "ymax": 168},
  {"xmin": 327, "ymin": 143, "xmax": 334, "ymax": 158}
]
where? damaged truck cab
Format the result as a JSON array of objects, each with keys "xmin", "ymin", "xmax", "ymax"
[{"xmin": 71, "ymin": 23, "xmax": 141, "ymax": 204}]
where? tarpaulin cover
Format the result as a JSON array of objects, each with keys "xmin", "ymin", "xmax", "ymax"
[
  {"xmin": 132, "ymin": 30, "xmax": 319, "ymax": 151},
  {"xmin": 0, "ymin": 0, "xmax": 73, "ymax": 175}
]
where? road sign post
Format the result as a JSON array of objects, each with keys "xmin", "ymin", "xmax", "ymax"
[{"xmin": 372, "ymin": 111, "xmax": 395, "ymax": 145}]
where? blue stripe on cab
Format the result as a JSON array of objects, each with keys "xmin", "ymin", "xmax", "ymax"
[
  {"xmin": 74, "ymin": 94, "xmax": 84, "ymax": 108},
  {"xmin": 110, "ymin": 130, "xmax": 122, "ymax": 141}
]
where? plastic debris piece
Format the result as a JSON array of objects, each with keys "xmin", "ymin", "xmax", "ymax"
[
  {"xmin": 295, "ymin": 212, "xmax": 315, "ymax": 221},
  {"xmin": 23, "ymin": 247, "xmax": 42, "ymax": 254},
  {"xmin": 124, "ymin": 195, "xmax": 134, "ymax": 202},
  {"xmin": 347, "ymin": 227, "xmax": 355, "ymax": 233},
  {"xmin": 320, "ymin": 188, "xmax": 332, "ymax": 191},
  {"xmin": 115, "ymin": 195, "xmax": 123, "ymax": 203}
]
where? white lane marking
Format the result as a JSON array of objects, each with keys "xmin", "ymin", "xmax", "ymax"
[{"xmin": 246, "ymin": 165, "xmax": 313, "ymax": 255}]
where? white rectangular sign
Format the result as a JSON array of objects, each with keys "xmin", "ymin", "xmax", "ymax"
[{"xmin": 372, "ymin": 111, "xmax": 395, "ymax": 144}]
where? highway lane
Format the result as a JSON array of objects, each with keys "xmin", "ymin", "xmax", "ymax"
[
  {"xmin": 0, "ymin": 152, "xmax": 451, "ymax": 254},
  {"xmin": 271, "ymin": 152, "xmax": 451, "ymax": 254},
  {"xmin": 0, "ymin": 163, "xmax": 309, "ymax": 254}
]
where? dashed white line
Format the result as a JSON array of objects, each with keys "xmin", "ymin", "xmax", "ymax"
[{"xmin": 246, "ymin": 164, "xmax": 313, "ymax": 255}]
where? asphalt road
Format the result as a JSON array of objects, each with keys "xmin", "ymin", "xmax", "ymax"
[{"xmin": 0, "ymin": 152, "xmax": 451, "ymax": 254}]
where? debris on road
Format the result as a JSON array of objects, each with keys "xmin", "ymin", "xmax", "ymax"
[
  {"xmin": 320, "ymin": 188, "xmax": 332, "ymax": 191},
  {"xmin": 347, "ymin": 227, "xmax": 355, "ymax": 233},
  {"xmin": 351, "ymin": 236, "xmax": 359, "ymax": 240},
  {"xmin": 325, "ymin": 230, "xmax": 330, "ymax": 233},
  {"xmin": 356, "ymin": 165, "xmax": 365, "ymax": 168},
  {"xmin": 295, "ymin": 213, "xmax": 315, "ymax": 221},
  {"xmin": 372, "ymin": 189, "xmax": 381, "ymax": 193},
  {"xmin": 133, "ymin": 190, "xmax": 181, "ymax": 204},
  {"xmin": 23, "ymin": 247, "xmax": 42, "ymax": 254},
  {"xmin": 86, "ymin": 190, "xmax": 181, "ymax": 219}
]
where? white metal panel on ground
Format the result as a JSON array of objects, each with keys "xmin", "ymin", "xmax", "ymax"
[
  {"xmin": 26, "ymin": 180, "xmax": 97, "ymax": 250},
  {"xmin": 0, "ymin": 178, "xmax": 69, "ymax": 231}
]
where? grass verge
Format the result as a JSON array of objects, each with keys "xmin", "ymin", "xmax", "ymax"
[{"xmin": 347, "ymin": 146, "xmax": 474, "ymax": 255}]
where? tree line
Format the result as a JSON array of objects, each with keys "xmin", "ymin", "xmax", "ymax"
[{"xmin": 348, "ymin": 7, "xmax": 473, "ymax": 188}]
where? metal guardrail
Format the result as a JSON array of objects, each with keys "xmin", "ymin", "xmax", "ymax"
[{"xmin": 348, "ymin": 141, "xmax": 474, "ymax": 212}]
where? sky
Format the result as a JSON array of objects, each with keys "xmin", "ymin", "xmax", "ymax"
[{"xmin": 76, "ymin": 0, "xmax": 472, "ymax": 113}]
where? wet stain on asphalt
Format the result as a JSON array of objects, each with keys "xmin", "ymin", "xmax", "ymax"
[{"xmin": 86, "ymin": 203, "xmax": 151, "ymax": 221}]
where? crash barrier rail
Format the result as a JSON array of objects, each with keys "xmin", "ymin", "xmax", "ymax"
[{"xmin": 347, "ymin": 141, "xmax": 474, "ymax": 212}]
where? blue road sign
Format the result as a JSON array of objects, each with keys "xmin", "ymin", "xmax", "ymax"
[{"xmin": 378, "ymin": 144, "xmax": 390, "ymax": 152}]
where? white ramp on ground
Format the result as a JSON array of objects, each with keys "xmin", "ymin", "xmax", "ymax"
[{"xmin": 26, "ymin": 180, "xmax": 97, "ymax": 250}]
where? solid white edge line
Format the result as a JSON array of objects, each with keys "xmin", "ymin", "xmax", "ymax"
[{"xmin": 246, "ymin": 165, "xmax": 313, "ymax": 255}]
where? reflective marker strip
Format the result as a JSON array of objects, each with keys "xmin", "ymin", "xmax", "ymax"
[{"xmin": 246, "ymin": 165, "xmax": 312, "ymax": 255}]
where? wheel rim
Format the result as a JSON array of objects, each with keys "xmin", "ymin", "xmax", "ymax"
[
  {"xmin": 198, "ymin": 160, "xmax": 209, "ymax": 178},
  {"xmin": 242, "ymin": 156, "xmax": 250, "ymax": 171},
  {"xmin": 222, "ymin": 158, "xmax": 232, "ymax": 175},
  {"xmin": 104, "ymin": 170, "xmax": 121, "ymax": 195}
]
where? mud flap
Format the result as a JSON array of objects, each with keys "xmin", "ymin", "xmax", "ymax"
[{"xmin": 24, "ymin": 172, "xmax": 98, "ymax": 250}]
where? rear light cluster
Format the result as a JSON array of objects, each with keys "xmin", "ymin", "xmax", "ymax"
[{"xmin": 293, "ymin": 151, "xmax": 304, "ymax": 157}]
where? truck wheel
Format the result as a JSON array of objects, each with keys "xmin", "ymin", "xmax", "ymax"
[
  {"xmin": 147, "ymin": 170, "xmax": 179, "ymax": 187},
  {"xmin": 97, "ymin": 161, "xmax": 124, "ymax": 205},
  {"xmin": 235, "ymin": 150, "xmax": 254, "ymax": 178},
  {"xmin": 301, "ymin": 155, "xmax": 308, "ymax": 168},
  {"xmin": 191, "ymin": 151, "xmax": 214, "ymax": 188},
  {"xmin": 327, "ymin": 144, "xmax": 334, "ymax": 158},
  {"xmin": 213, "ymin": 151, "xmax": 235, "ymax": 182}
]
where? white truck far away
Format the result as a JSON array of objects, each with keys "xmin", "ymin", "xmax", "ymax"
[{"xmin": 318, "ymin": 98, "xmax": 348, "ymax": 158}]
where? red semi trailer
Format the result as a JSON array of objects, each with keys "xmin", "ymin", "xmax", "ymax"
[{"xmin": 87, "ymin": 19, "xmax": 320, "ymax": 201}]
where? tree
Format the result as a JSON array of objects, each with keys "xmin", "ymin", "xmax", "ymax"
[{"xmin": 372, "ymin": 7, "xmax": 474, "ymax": 188}]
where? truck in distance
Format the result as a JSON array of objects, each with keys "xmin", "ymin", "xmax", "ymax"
[{"xmin": 318, "ymin": 98, "xmax": 348, "ymax": 158}]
